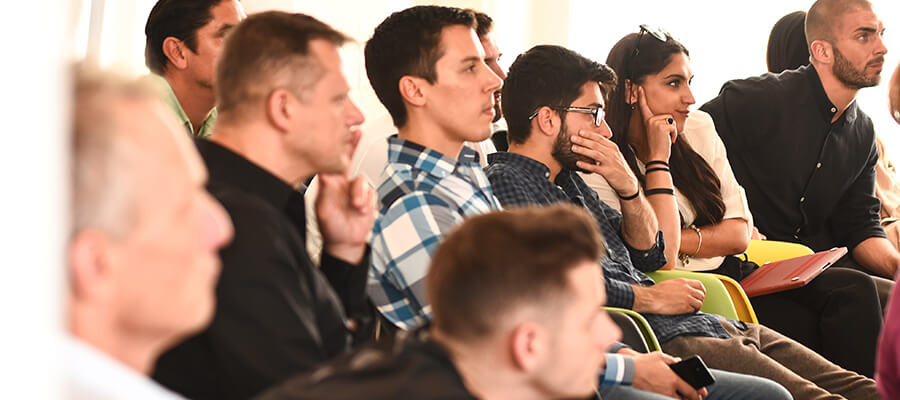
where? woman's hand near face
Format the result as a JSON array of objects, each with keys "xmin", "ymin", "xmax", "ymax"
[{"xmin": 638, "ymin": 86, "xmax": 677, "ymax": 162}]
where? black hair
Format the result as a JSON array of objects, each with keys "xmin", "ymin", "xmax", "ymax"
[
  {"xmin": 365, "ymin": 6, "xmax": 476, "ymax": 128},
  {"xmin": 503, "ymin": 45, "xmax": 616, "ymax": 145},
  {"xmin": 144, "ymin": 0, "xmax": 226, "ymax": 75},
  {"xmin": 606, "ymin": 32, "xmax": 725, "ymax": 227}
]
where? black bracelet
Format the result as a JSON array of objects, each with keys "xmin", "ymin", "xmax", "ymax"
[
  {"xmin": 645, "ymin": 167, "xmax": 670, "ymax": 174},
  {"xmin": 645, "ymin": 160, "xmax": 669, "ymax": 168},
  {"xmin": 617, "ymin": 188, "xmax": 640, "ymax": 201},
  {"xmin": 644, "ymin": 187, "xmax": 675, "ymax": 196}
]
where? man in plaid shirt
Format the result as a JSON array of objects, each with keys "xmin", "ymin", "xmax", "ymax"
[{"xmin": 363, "ymin": 6, "xmax": 503, "ymax": 330}]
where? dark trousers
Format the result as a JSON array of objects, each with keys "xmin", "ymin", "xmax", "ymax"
[{"xmin": 749, "ymin": 267, "xmax": 883, "ymax": 378}]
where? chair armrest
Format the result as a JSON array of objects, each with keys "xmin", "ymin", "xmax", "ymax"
[{"xmin": 646, "ymin": 270, "xmax": 758, "ymax": 323}]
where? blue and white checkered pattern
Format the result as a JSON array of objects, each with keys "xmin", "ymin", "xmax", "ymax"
[
  {"xmin": 485, "ymin": 152, "xmax": 733, "ymax": 344},
  {"xmin": 369, "ymin": 136, "xmax": 502, "ymax": 330}
]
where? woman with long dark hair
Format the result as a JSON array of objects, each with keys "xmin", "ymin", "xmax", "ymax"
[{"xmin": 583, "ymin": 27, "xmax": 884, "ymax": 378}]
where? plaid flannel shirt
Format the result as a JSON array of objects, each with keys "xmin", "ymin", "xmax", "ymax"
[
  {"xmin": 369, "ymin": 136, "xmax": 502, "ymax": 330},
  {"xmin": 485, "ymin": 152, "xmax": 732, "ymax": 343}
]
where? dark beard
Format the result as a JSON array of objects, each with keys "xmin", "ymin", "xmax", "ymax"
[
  {"xmin": 833, "ymin": 46, "xmax": 881, "ymax": 89},
  {"xmin": 551, "ymin": 120, "xmax": 593, "ymax": 173}
]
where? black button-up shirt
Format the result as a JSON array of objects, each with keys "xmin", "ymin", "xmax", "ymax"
[
  {"xmin": 701, "ymin": 64, "xmax": 884, "ymax": 252},
  {"xmin": 485, "ymin": 152, "xmax": 731, "ymax": 344},
  {"xmin": 153, "ymin": 139, "xmax": 371, "ymax": 400}
]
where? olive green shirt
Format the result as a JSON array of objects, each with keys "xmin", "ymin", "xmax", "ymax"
[{"xmin": 142, "ymin": 74, "xmax": 217, "ymax": 138}]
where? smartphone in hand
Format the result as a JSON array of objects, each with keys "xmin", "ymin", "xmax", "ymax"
[{"xmin": 669, "ymin": 355, "xmax": 716, "ymax": 389}]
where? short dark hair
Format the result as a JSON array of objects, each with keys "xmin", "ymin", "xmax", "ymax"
[
  {"xmin": 365, "ymin": 6, "xmax": 477, "ymax": 128},
  {"xmin": 502, "ymin": 45, "xmax": 616, "ymax": 145},
  {"xmin": 469, "ymin": 9, "xmax": 493, "ymax": 38},
  {"xmin": 144, "ymin": 0, "xmax": 226, "ymax": 75},
  {"xmin": 427, "ymin": 204, "xmax": 606, "ymax": 340},
  {"xmin": 216, "ymin": 11, "xmax": 349, "ymax": 118}
]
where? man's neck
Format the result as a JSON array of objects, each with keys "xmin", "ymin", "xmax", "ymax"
[
  {"xmin": 163, "ymin": 71, "xmax": 216, "ymax": 132},
  {"xmin": 397, "ymin": 116, "xmax": 471, "ymax": 161},
  {"xmin": 431, "ymin": 332, "xmax": 544, "ymax": 400},
  {"xmin": 814, "ymin": 63, "xmax": 860, "ymax": 123},
  {"xmin": 69, "ymin": 311, "xmax": 161, "ymax": 375},
  {"xmin": 211, "ymin": 117, "xmax": 313, "ymax": 189},
  {"xmin": 508, "ymin": 141, "xmax": 562, "ymax": 182}
]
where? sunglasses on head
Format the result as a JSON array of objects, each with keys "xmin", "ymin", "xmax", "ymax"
[{"xmin": 626, "ymin": 24, "xmax": 669, "ymax": 80}]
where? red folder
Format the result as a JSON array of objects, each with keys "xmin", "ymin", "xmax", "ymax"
[{"xmin": 739, "ymin": 247, "xmax": 848, "ymax": 297}]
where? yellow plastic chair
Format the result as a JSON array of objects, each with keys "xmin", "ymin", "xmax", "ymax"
[
  {"xmin": 646, "ymin": 270, "xmax": 758, "ymax": 324},
  {"xmin": 745, "ymin": 239, "xmax": 814, "ymax": 265},
  {"xmin": 605, "ymin": 306, "xmax": 661, "ymax": 352}
]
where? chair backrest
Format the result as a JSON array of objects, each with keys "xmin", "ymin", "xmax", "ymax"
[
  {"xmin": 605, "ymin": 307, "xmax": 661, "ymax": 352},
  {"xmin": 607, "ymin": 309, "xmax": 650, "ymax": 353}
]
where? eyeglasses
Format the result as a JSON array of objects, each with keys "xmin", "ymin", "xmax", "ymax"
[
  {"xmin": 627, "ymin": 24, "xmax": 668, "ymax": 80},
  {"xmin": 528, "ymin": 106, "xmax": 606, "ymax": 127}
]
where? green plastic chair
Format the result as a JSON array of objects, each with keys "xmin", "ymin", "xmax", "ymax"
[
  {"xmin": 646, "ymin": 270, "xmax": 758, "ymax": 324},
  {"xmin": 605, "ymin": 306, "xmax": 661, "ymax": 352}
]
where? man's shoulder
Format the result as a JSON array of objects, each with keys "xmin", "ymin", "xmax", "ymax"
[{"xmin": 256, "ymin": 338, "xmax": 475, "ymax": 400}]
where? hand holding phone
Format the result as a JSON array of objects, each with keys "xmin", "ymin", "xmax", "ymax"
[{"xmin": 669, "ymin": 355, "xmax": 716, "ymax": 389}]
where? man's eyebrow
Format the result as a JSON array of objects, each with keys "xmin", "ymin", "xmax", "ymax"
[
  {"xmin": 855, "ymin": 27, "xmax": 878, "ymax": 34},
  {"xmin": 460, "ymin": 56, "xmax": 481, "ymax": 64}
]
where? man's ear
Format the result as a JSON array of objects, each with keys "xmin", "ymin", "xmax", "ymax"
[
  {"xmin": 162, "ymin": 37, "xmax": 189, "ymax": 70},
  {"xmin": 534, "ymin": 106, "xmax": 560, "ymax": 137},
  {"xmin": 266, "ymin": 88, "xmax": 296, "ymax": 133},
  {"xmin": 68, "ymin": 230, "xmax": 113, "ymax": 302},
  {"xmin": 510, "ymin": 321, "xmax": 546, "ymax": 372},
  {"xmin": 810, "ymin": 40, "xmax": 833, "ymax": 65},
  {"xmin": 399, "ymin": 76, "xmax": 427, "ymax": 107}
]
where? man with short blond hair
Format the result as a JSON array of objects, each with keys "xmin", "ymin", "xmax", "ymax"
[{"xmin": 66, "ymin": 68, "xmax": 233, "ymax": 399}]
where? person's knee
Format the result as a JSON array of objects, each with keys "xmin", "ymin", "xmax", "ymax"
[{"xmin": 709, "ymin": 369, "xmax": 792, "ymax": 400}]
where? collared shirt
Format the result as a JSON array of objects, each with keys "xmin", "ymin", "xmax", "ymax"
[
  {"xmin": 369, "ymin": 135, "xmax": 502, "ymax": 330},
  {"xmin": 153, "ymin": 139, "xmax": 371, "ymax": 400},
  {"xmin": 64, "ymin": 336, "xmax": 184, "ymax": 400},
  {"xmin": 485, "ymin": 152, "xmax": 731, "ymax": 343},
  {"xmin": 701, "ymin": 64, "xmax": 884, "ymax": 252},
  {"xmin": 141, "ymin": 74, "xmax": 217, "ymax": 138}
]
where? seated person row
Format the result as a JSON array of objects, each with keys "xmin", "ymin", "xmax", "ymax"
[
  {"xmin": 579, "ymin": 23, "xmax": 884, "ymax": 377},
  {"xmin": 262, "ymin": 205, "xmax": 791, "ymax": 400},
  {"xmin": 483, "ymin": 41, "xmax": 877, "ymax": 398},
  {"xmin": 362, "ymin": 5, "xmax": 805, "ymax": 400},
  {"xmin": 151, "ymin": 12, "xmax": 377, "ymax": 400}
]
